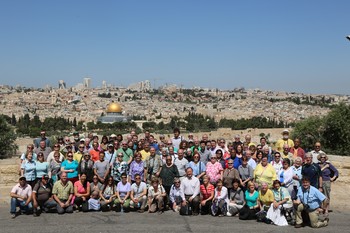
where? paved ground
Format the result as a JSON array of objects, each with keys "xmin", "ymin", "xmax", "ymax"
[{"xmin": 1, "ymin": 205, "xmax": 349, "ymax": 233}]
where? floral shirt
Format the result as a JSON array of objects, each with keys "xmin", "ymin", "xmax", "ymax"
[{"xmin": 206, "ymin": 162, "xmax": 223, "ymax": 183}]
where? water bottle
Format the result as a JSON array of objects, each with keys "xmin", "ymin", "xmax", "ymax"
[{"xmin": 137, "ymin": 202, "xmax": 141, "ymax": 209}]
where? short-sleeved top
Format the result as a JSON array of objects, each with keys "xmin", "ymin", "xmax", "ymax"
[
  {"xmin": 117, "ymin": 181, "xmax": 131, "ymax": 198},
  {"xmin": 35, "ymin": 161, "xmax": 49, "ymax": 178},
  {"xmin": 206, "ymin": 162, "xmax": 223, "ymax": 183},
  {"xmin": 297, "ymin": 186, "xmax": 326, "ymax": 211},
  {"xmin": 187, "ymin": 161, "xmax": 206, "ymax": 177},
  {"xmin": 302, "ymin": 163, "xmax": 321, "ymax": 188},
  {"xmin": 89, "ymin": 149, "xmax": 100, "ymax": 162},
  {"xmin": 245, "ymin": 190, "xmax": 259, "ymax": 208},
  {"xmin": 174, "ymin": 158, "xmax": 189, "ymax": 177},
  {"xmin": 11, "ymin": 184, "xmax": 32, "ymax": 201},
  {"xmin": 117, "ymin": 148, "xmax": 134, "ymax": 163},
  {"xmin": 129, "ymin": 160, "xmax": 145, "ymax": 181},
  {"xmin": 93, "ymin": 160, "xmax": 110, "ymax": 178},
  {"xmin": 74, "ymin": 180, "xmax": 90, "ymax": 195},
  {"xmin": 52, "ymin": 180, "xmax": 74, "ymax": 200},
  {"xmin": 33, "ymin": 181, "xmax": 53, "ymax": 202},
  {"xmin": 144, "ymin": 155, "xmax": 162, "ymax": 174},
  {"xmin": 131, "ymin": 182, "xmax": 147, "ymax": 198},
  {"xmin": 200, "ymin": 183, "xmax": 215, "ymax": 200},
  {"xmin": 61, "ymin": 160, "xmax": 79, "ymax": 178},
  {"xmin": 291, "ymin": 165, "xmax": 302, "ymax": 187},
  {"xmin": 272, "ymin": 187, "xmax": 292, "ymax": 205},
  {"xmin": 238, "ymin": 165, "xmax": 254, "ymax": 181},
  {"xmin": 21, "ymin": 160, "xmax": 36, "ymax": 181},
  {"xmin": 111, "ymin": 161, "xmax": 128, "ymax": 182},
  {"xmin": 90, "ymin": 182, "xmax": 103, "ymax": 193},
  {"xmin": 258, "ymin": 189, "xmax": 274, "ymax": 207},
  {"xmin": 101, "ymin": 185, "xmax": 117, "ymax": 198},
  {"xmin": 140, "ymin": 150, "xmax": 151, "ymax": 161},
  {"xmin": 148, "ymin": 185, "xmax": 165, "ymax": 198}
]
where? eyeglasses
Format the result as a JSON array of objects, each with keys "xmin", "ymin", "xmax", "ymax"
[
  {"xmin": 93, "ymin": 177, "xmax": 98, "ymax": 180},
  {"xmin": 135, "ymin": 178, "xmax": 141, "ymax": 180},
  {"xmin": 174, "ymin": 182, "xmax": 180, "ymax": 184},
  {"xmin": 193, "ymin": 157, "xmax": 199, "ymax": 159},
  {"xmin": 54, "ymin": 145, "xmax": 59, "ymax": 147},
  {"xmin": 118, "ymin": 155, "xmax": 123, "ymax": 158},
  {"xmin": 320, "ymin": 156, "xmax": 326, "ymax": 159},
  {"xmin": 38, "ymin": 154, "xmax": 44, "ymax": 157},
  {"xmin": 27, "ymin": 147, "xmax": 33, "ymax": 149},
  {"xmin": 54, "ymin": 155, "xmax": 59, "ymax": 158},
  {"xmin": 275, "ymin": 156, "xmax": 280, "ymax": 158},
  {"xmin": 211, "ymin": 157, "xmax": 216, "ymax": 159},
  {"xmin": 228, "ymin": 163, "xmax": 233, "ymax": 164},
  {"xmin": 122, "ymin": 144, "xmax": 127, "ymax": 146},
  {"xmin": 79, "ymin": 146, "xmax": 84, "ymax": 149},
  {"xmin": 121, "ymin": 177, "xmax": 127, "ymax": 179}
]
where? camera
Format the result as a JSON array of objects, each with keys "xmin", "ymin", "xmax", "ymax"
[
  {"xmin": 303, "ymin": 204, "xmax": 310, "ymax": 211},
  {"xmin": 148, "ymin": 167, "xmax": 154, "ymax": 175}
]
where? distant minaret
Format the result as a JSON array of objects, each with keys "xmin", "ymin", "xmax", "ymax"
[{"xmin": 102, "ymin": 80, "xmax": 107, "ymax": 89}]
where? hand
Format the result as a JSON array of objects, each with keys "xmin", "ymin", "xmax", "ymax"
[
  {"xmin": 182, "ymin": 201, "xmax": 187, "ymax": 207},
  {"xmin": 318, "ymin": 187, "xmax": 323, "ymax": 192},
  {"xmin": 60, "ymin": 202, "xmax": 65, "ymax": 208},
  {"xmin": 155, "ymin": 172, "xmax": 160, "ymax": 177},
  {"xmin": 82, "ymin": 196, "xmax": 86, "ymax": 201},
  {"xmin": 200, "ymin": 200, "xmax": 206, "ymax": 206},
  {"xmin": 134, "ymin": 198, "xmax": 139, "ymax": 203},
  {"xmin": 273, "ymin": 202, "xmax": 279, "ymax": 209},
  {"xmin": 189, "ymin": 197, "xmax": 193, "ymax": 202},
  {"xmin": 293, "ymin": 175, "xmax": 299, "ymax": 180}
]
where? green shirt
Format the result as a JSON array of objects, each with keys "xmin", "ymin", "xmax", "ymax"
[
  {"xmin": 117, "ymin": 148, "xmax": 134, "ymax": 162},
  {"xmin": 52, "ymin": 180, "xmax": 74, "ymax": 200}
]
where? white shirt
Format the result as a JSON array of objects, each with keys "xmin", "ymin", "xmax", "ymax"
[
  {"xmin": 174, "ymin": 157, "xmax": 189, "ymax": 177},
  {"xmin": 247, "ymin": 158, "xmax": 257, "ymax": 170},
  {"xmin": 278, "ymin": 167, "xmax": 294, "ymax": 188},
  {"xmin": 180, "ymin": 176, "xmax": 200, "ymax": 199}
]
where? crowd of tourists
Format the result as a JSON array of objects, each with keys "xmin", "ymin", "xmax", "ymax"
[{"xmin": 10, "ymin": 129, "xmax": 338, "ymax": 228}]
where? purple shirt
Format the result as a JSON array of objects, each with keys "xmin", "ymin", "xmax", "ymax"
[
  {"xmin": 117, "ymin": 181, "xmax": 131, "ymax": 198},
  {"xmin": 129, "ymin": 160, "xmax": 144, "ymax": 181}
]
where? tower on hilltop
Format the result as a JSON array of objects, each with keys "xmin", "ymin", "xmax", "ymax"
[
  {"xmin": 58, "ymin": 80, "xmax": 66, "ymax": 89},
  {"xmin": 83, "ymin": 77, "xmax": 91, "ymax": 89}
]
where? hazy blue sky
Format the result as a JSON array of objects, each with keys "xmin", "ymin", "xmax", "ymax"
[{"xmin": 0, "ymin": 0, "xmax": 349, "ymax": 94}]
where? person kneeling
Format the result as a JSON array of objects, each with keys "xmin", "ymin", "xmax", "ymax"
[
  {"xmin": 148, "ymin": 177, "xmax": 166, "ymax": 214},
  {"xmin": 169, "ymin": 178, "xmax": 186, "ymax": 212},
  {"xmin": 293, "ymin": 177, "xmax": 328, "ymax": 228}
]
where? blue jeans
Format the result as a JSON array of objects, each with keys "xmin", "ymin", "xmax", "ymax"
[{"xmin": 10, "ymin": 198, "xmax": 33, "ymax": 214}]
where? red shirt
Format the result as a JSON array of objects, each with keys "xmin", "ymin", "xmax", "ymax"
[{"xmin": 200, "ymin": 183, "xmax": 214, "ymax": 200}]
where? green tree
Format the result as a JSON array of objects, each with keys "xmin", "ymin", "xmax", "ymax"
[{"xmin": 0, "ymin": 115, "xmax": 17, "ymax": 159}]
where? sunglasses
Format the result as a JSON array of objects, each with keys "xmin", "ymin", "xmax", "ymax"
[{"xmin": 228, "ymin": 163, "xmax": 233, "ymax": 164}]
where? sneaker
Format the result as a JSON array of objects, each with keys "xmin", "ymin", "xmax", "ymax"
[
  {"xmin": 11, "ymin": 214, "xmax": 16, "ymax": 219},
  {"xmin": 294, "ymin": 224, "xmax": 303, "ymax": 228},
  {"xmin": 226, "ymin": 212, "xmax": 232, "ymax": 217},
  {"xmin": 138, "ymin": 209, "xmax": 145, "ymax": 213}
]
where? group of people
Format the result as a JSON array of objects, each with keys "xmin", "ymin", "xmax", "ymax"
[{"xmin": 11, "ymin": 129, "xmax": 338, "ymax": 228}]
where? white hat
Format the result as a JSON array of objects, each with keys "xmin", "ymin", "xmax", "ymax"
[
  {"xmin": 110, "ymin": 134, "xmax": 117, "ymax": 138},
  {"xmin": 282, "ymin": 129, "xmax": 289, "ymax": 134}
]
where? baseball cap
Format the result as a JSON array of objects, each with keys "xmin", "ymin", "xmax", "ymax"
[
  {"xmin": 282, "ymin": 129, "xmax": 289, "ymax": 134},
  {"xmin": 110, "ymin": 134, "xmax": 117, "ymax": 138},
  {"xmin": 19, "ymin": 176, "xmax": 26, "ymax": 181},
  {"xmin": 42, "ymin": 175, "xmax": 49, "ymax": 179},
  {"xmin": 108, "ymin": 144, "xmax": 113, "ymax": 147}
]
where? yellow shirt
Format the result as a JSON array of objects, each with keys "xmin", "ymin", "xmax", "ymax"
[
  {"xmin": 275, "ymin": 139, "xmax": 294, "ymax": 153},
  {"xmin": 258, "ymin": 189, "xmax": 274, "ymax": 207},
  {"xmin": 254, "ymin": 163, "xmax": 277, "ymax": 188},
  {"xmin": 73, "ymin": 151, "xmax": 83, "ymax": 162},
  {"xmin": 140, "ymin": 150, "xmax": 150, "ymax": 161}
]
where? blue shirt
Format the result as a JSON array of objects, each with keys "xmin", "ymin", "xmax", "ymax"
[
  {"xmin": 61, "ymin": 160, "xmax": 79, "ymax": 179},
  {"xmin": 21, "ymin": 160, "xmax": 36, "ymax": 181},
  {"xmin": 186, "ymin": 161, "xmax": 206, "ymax": 176},
  {"xmin": 297, "ymin": 185, "xmax": 326, "ymax": 211},
  {"xmin": 35, "ymin": 161, "xmax": 49, "ymax": 178},
  {"xmin": 291, "ymin": 165, "xmax": 302, "ymax": 187},
  {"xmin": 245, "ymin": 190, "xmax": 259, "ymax": 207}
]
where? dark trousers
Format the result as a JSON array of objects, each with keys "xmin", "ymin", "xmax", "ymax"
[
  {"xmin": 185, "ymin": 195, "xmax": 200, "ymax": 214},
  {"xmin": 200, "ymin": 200, "xmax": 212, "ymax": 215},
  {"xmin": 74, "ymin": 197, "xmax": 89, "ymax": 212},
  {"xmin": 56, "ymin": 199, "xmax": 73, "ymax": 214}
]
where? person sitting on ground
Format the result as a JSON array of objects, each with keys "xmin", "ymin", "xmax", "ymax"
[
  {"xmin": 147, "ymin": 177, "xmax": 166, "ymax": 214},
  {"xmin": 199, "ymin": 175, "xmax": 214, "ymax": 215},
  {"xmin": 90, "ymin": 174, "xmax": 103, "ymax": 194},
  {"xmin": 293, "ymin": 177, "xmax": 329, "ymax": 228},
  {"xmin": 32, "ymin": 175, "xmax": 56, "ymax": 216},
  {"xmin": 227, "ymin": 179, "xmax": 244, "ymax": 217},
  {"xmin": 10, "ymin": 176, "xmax": 33, "ymax": 218},
  {"xmin": 169, "ymin": 177, "xmax": 186, "ymax": 212},
  {"xmin": 73, "ymin": 173, "xmax": 90, "ymax": 212},
  {"xmin": 211, "ymin": 179, "xmax": 229, "ymax": 217},
  {"xmin": 88, "ymin": 190, "xmax": 101, "ymax": 211},
  {"xmin": 239, "ymin": 181, "xmax": 260, "ymax": 220},
  {"xmin": 99, "ymin": 176, "xmax": 117, "ymax": 211},
  {"xmin": 130, "ymin": 174, "xmax": 147, "ymax": 213},
  {"xmin": 52, "ymin": 172, "xmax": 74, "ymax": 214},
  {"xmin": 266, "ymin": 180, "xmax": 292, "ymax": 226},
  {"xmin": 258, "ymin": 182, "xmax": 274, "ymax": 212},
  {"xmin": 115, "ymin": 173, "xmax": 131, "ymax": 212}
]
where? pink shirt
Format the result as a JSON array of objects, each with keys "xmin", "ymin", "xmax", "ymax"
[
  {"xmin": 74, "ymin": 181, "xmax": 90, "ymax": 194},
  {"xmin": 11, "ymin": 184, "xmax": 32, "ymax": 201},
  {"xmin": 206, "ymin": 162, "xmax": 223, "ymax": 183}
]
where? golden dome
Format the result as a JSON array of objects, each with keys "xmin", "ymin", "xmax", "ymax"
[{"xmin": 106, "ymin": 102, "xmax": 122, "ymax": 113}]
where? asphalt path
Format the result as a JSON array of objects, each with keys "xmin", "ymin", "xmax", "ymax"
[{"xmin": 0, "ymin": 205, "xmax": 349, "ymax": 233}]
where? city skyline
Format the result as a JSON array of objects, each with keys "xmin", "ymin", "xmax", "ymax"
[{"xmin": 1, "ymin": 1, "xmax": 350, "ymax": 94}]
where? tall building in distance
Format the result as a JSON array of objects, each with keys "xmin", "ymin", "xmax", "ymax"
[
  {"xmin": 58, "ymin": 80, "xmax": 66, "ymax": 89},
  {"xmin": 128, "ymin": 80, "xmax": 151, "ymax": 92},
  {"xmin": 83, "ymin": 77, "xmax": 91, "ymax": 89},
  {"xmin": 102, "ymin": 80, "xmax": 107, "ymax": 89}
]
